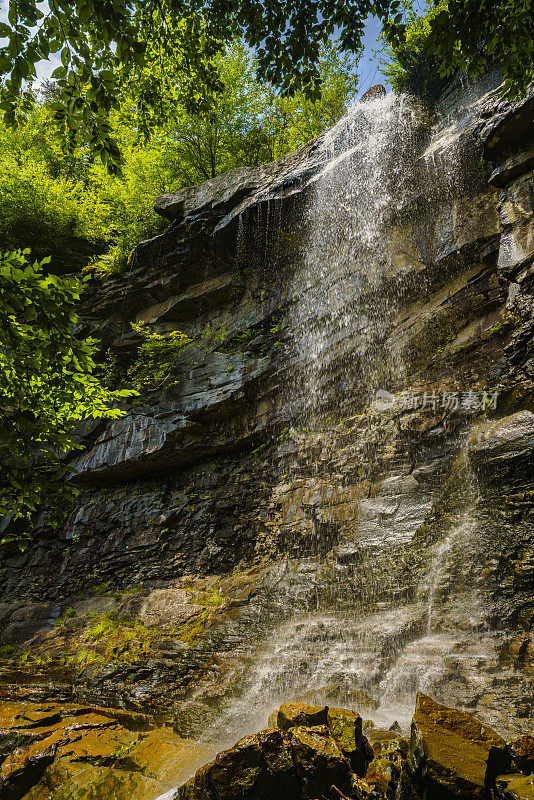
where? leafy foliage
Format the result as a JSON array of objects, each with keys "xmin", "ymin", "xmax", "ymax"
[
  {"xmin": 381, "ymin": 1, "xmax": 449, "ymax": 99},
  {"xmin": 0, "ymin": 41, "xmax": 359, "ymax": 275},
  {"xmin": 130, "ymin": 40, "xmax": 360, "ymax": 181},
  {"xmin": 1, "ymin": 0, "xmax": 533, "ymax": 173},
  {"xmin": 427, "ymin": 0, "xmax": 534, "ymax": 98},
  {"xmin": 0, "ymin": 0, "xmax": 401, "ymax": 170},
  {"xmin": 127, "ymin": 323, "xmax": 192, "ymax": 393},
  {"xmin": 0, "ymin": 105, "xmax": 114, "ymax": 272},
  {"xmin": 0, "ymin": 250, "xmax": 135, "ymax": 542},
  {"xmin": 384, "ymin": 0, "xmax": 534, "ymax": 101}
]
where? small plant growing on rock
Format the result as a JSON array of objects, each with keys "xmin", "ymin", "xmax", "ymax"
[
  {"xmin": 82, "ymin": 612, "xmax": 173, "ymax": 663},
  {"xmin": 113, "ymin": 583, "xmax": 145, "ymax": 602},
  {"xmin": 128, "ymin": 322, "xmax": 192, "ymax": 393},
  {"xmin": 180, "ymin": 584, "xmax": 223, "ymax": 644},
  {"xmin": 54, "ymin": 606, "xmax": 77, "ymax": 627},
  {"xmin": 69, "ymin": 648, "xmax": 102, "ymax": 669},
  {"xmin": 200, "ymin": 585, "xmax": 223, "ymax": 607},
  {"xmin": 488, "ymin": 321, "xmax": 505, "ymax": 337}
]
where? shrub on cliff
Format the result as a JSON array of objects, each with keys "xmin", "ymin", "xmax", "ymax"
[
  {"xmin": 127, "ymin": 323, "xmax": 192, "ymax": 393},
  {"xmin": 0, "ymin": 250, "xmax": 136, "ymax": 545},
  {"xmin": 381, "ymin": 0, "xmax": 450, "ymax": 100}
]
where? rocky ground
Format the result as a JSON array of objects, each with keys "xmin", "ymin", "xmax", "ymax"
[{"xmin": 1, "ymin": 695, "xmax": 533, "ymax": 799}]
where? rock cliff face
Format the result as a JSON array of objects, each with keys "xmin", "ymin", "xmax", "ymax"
[{"xmin": 0, "ymin": 71, "xmax": 533, "ymax": 782}]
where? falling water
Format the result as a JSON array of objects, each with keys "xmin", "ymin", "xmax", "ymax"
[
  {"xmin": 188, "ymin": 94, "xmax": 440, "ymax": 750},
  {"xmin": 287, "ymin": 92, "xmax": 423, "ymax": 414},
  {"xmin": 159, "ymin": 87, "xmax": 518, "ymax": 798}
]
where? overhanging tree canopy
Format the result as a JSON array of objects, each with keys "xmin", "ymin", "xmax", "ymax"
[
  {"xmin": 0, "ymin": 0, "xmax": 396, "ymax": 172},
  {"xmin": 2, "ymin": 0, "xmax": 532, "ymax": 171}
]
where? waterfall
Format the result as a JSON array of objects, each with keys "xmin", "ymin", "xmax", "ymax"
[
  {"xmin": 287, "ymin": 92, "xmax": 422, "ymax": 417},
  {"xmin": 185, "ymin": 94, "xmax": 444, "ymax": 749},
  {"xmin": 159, "ymin": 88, "xmax": 518, "ymax": 790}
]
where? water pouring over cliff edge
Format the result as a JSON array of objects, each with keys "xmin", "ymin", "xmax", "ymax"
[{"xmin": 174, "ymin": 87, "xmax": 525, "ymax": 756}]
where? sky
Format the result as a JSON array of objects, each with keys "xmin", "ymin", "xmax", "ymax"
[
  {"xmin": 358, "ymin": 16, "xmax": 390, "ymax": 96},
  {"xmin": 0, "ymin": 2, "xmax": 389, "ymax": 94}
]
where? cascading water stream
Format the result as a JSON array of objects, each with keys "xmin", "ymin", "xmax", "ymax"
[
  {"xmin": 287, "ymin": 92, "xmax": 421, "ymax": 415},
  {"xmin": 187, "ymin": 94, "xmax": 448, "ymax": 750},
  {"xmin": 157, "ymin": 87, "xmax": 520, "ymax": 800}
]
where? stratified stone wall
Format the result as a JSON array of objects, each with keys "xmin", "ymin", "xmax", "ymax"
[{"xmin": 0, "ymin": 74, "xmax": 532, "ymax": 742}]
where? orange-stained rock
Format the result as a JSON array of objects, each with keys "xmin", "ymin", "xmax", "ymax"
[
  {"xmin": 496, "ymin": 772, "xmax": 534, "ymax": 799},
  {"xmin": 408, "ymin": 693, "xmax": 510, "ymax": 798},
  {"xmin": 275, "ymin": 702, "xmax": 328, "ymax": 731},
  {"xmin": 288, "ymin": 724, "xmax": 353, "ymax": 800},
  {"xmin": 0, "ymin": 700, "xmax": 212, "ymax": 800},
  {"xmin": 511, "ymin": 736, "xmax": 534, "ymax": 775}
]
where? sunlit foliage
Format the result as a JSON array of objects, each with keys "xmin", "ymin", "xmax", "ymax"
[{"xmin": 0, "ymin": 250, "xmax": 135, "ymax": 543}]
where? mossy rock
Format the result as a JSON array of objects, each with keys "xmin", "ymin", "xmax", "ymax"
[
  {"xmin": 274, "ymin": 702, "xmax": 328, "ymax": 731},
  {"xmin": 327, "ymin": 706, "xmax": 362, "ymax": 753}
]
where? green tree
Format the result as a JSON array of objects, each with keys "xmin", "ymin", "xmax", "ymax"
[
  {"xmin": 128, "ymin": 40, "xmax": 359, "ymax": 181},
  {"xmin": 261, "ymin": 41, "xmax": 361, "ymax": 161},
  {"xmin": 2, "ymin": 0, "xmax": 533, "ymax": 172},
  {"xmin": 0, "ymin": 39, "xmax": 359, "ymax": 274},
  {"xmin": 0, "ymin": 101, "xmax": 114, "ymax": 271},
  {"xmin": 427, "ymin": 0, "xmax": 534, "ymax": 98},
  {"xmin": 380, "ymin": 0, "xmax": 449, "ymax": 99},
  {"xmin": 0, "ymin": 249, "xmax": 135, "ymax": 544},
  {"xmin": 0, "ymin": 0, "xmax": 400, "ymax": 170}
]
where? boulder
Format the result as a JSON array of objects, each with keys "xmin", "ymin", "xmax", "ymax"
[
  {"xmin": 267, "ymin": 703, "xmax": 374, "ymax": 780},
  {"xmin": 327, "ymin": 707, "xmax": 373, "ymax": 777},
  {"xmin": 287, "ymin": 725, "xmax": 353, "ymax": 800},
  {"xmin": 275, "ymin": 702, "xmax": 328, "ymax": 731},
  {"xmin": 511, "ymin": 736, "xmax": 534, "ymax": 774},
  {"xmin": 408, "ymin": 693, "xmax": 510, "ymax": 798},
  {"xmin": 496, "ymin": 773, "xmax": 534, "ymax": 799},
  {"xmin": 178, "ymin": 723, "xmax": 357, "ymax": 800},
  {"xmin": 327, "ymin": 706, "xmax": 362, "ymax": 752},
  {"xmin": 178, "ymin": 729, "xmax": 299, "ymax": 800},
  {"xmin": 365, "ymin": 729, "xmax": 410, "ymax": 798}
]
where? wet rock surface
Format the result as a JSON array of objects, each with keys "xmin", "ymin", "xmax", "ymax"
[
  {"xmin": 0, "ymin": 694, "xmax": 530, "ymax": 798},
  {"xmin": 0, "ymin": 700, "xmax": 215, "ymax": 800},
  {"xmin": 0, "ymin": 69, "xmax": 533, "ymax": 780},
  {"xmin": 173, "ymin": 697, "xmax": 532, "ymax": 800},
  {"xmin": 177, "ymin": 703, "xmax": 373, "ymax": 800},
  {"xmin": 408, "ymin": 693, "xmax": 510, "ymax": 798}
]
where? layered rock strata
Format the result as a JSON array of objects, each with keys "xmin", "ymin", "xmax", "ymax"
[{"xmin": 0, "ymin": 72, "xmax": 532, "ymax": 749}]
